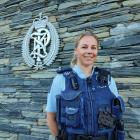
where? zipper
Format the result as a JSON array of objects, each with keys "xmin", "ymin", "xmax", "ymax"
[{"xmin": 86, "ymin": 77, "xmax": 94, "ymax": 135}]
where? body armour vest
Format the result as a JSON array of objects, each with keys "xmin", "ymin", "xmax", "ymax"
[{"xmin": 56, "ymin": 67, "xmax": 125, "ymax": 140}]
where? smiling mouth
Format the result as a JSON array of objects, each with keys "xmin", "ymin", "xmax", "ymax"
[{"xmin": 84, "ymin": 56, "xmax": 94, "ymax": 59}]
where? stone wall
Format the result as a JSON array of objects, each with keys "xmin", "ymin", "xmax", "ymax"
[{"xmin": 0, "ymin": 0, "xmax": 140, "ymax": 140}]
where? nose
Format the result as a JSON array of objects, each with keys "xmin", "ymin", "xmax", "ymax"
[{"xmin": 86, "ymin": 47, "xmax": 93, "ymax": 54}]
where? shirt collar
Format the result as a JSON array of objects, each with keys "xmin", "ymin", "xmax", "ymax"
[{"xmin": 72, "ymin": 65, "xmax": 94, "ymax": 79}]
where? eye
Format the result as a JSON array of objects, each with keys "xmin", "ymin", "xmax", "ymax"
[
  {"xmin": 91, "ymin": 46, "xmax": 97, "ymax": 50},
  {"xmin": 81, "ymin": 45, "xmax": 88, "ymax": 49}
]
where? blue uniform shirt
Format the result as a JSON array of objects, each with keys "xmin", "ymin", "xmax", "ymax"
[{"xmin": 46, "ymin": 65, "xmax": 119, "ymax": 112}]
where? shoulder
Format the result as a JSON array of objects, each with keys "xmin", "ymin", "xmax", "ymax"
[
  {"xmin": 51, "ymin": 67, "xmax": 73, "ymax": 85},
  {"xmin": 95, "ymin": 67, "xmax": 110, "ymax": 76},
  {"xmin": 52, "ymin": 73, "xmax": 65, "ymax": 84},
  {"xmin": 51, "ymin": 67, "xmax": 73, "ymax": 86},
  {"xmin": 95, "ymin": 67, "xmax": 111, "ymax": 82},
  {"xmin": 56, "ymin": 67, "xmax": 72, "ymax": 74},
  {"xmin": 50, "ymin": 72, "xmax": 65, "ymax": 92},
  {"xmin": 94, "ymin": 67, "xmax": 119, "ymax": 97},
  {"xmin": 56, "ymin": 67, "xmax": 74, "ymax": 79}
]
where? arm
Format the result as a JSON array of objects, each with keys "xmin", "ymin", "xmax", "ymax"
[
  {"xmin": 46, "ymin": 112, "xmax": 58, "ymax": 136},
  {"xmin": 46, "ymin": 74, "xmax": 65, "ymax": 136},
  {"xmin": 109, "ymin": 77, "xmax": 119, "ymax": 97},
  {"xmin": 109, "ymin": 77, "xmax": 125, "ymax": 140}
]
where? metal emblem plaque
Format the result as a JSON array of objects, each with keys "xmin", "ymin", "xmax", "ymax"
[{"xmin": 22, "ymin": 13, "xmax": 60, "ymax": 70}]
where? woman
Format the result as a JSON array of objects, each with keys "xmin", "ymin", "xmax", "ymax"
[{"xmin": 46, "ymin": 31, "xmax": 125, "ymax": 140}]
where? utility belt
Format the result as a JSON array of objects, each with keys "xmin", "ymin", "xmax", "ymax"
[
  {"xmin": 76, "ymin": 135, "xmax": 107, "ymax": 140},
  {"xmin": 56, "ymin": 133, "xmax": 107, "ymax": 140}
]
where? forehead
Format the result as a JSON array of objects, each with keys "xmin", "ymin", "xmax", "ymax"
[{"xmin": 78, "ymin": 35, "xmax": 98, "ymax": 45}]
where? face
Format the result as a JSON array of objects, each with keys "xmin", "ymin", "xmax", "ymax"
[{"xmin": 75, "ymin": 35, "xmax": 98, "ymax": 67}]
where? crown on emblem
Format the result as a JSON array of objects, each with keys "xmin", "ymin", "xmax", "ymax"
[{"xmin": 33, "ymin": 13, "xmax": 48, "ymax": 30}]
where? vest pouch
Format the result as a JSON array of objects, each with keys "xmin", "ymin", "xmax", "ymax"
[
  {"xmin": 112, "ymin": 97, "xmax": 125, "ymax": 118},
  {"xmin": 61, "ymin": 90, "xmax": 82, "ymax": 101},
  {"xmin": 60, "ymin": 91, "xmax": 83, "ymax": 129},
  {"xmin": 65, "ymin": 107, "xmax": 79, "ymax": 127}
]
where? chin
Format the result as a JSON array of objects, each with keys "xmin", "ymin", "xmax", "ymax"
[{"xmin": 83, "ymin": 63, "xmax": 93, "ymax": 67}]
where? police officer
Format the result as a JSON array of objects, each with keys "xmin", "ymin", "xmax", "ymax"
[{"xmin": 46, "ymin": 31, "xmax": 125, "ymax": 140}]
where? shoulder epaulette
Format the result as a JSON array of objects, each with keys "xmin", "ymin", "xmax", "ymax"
[
  {"xmin": 56, "ymin": 67, "xmax": 79, "ymax": 90},
  {"xmin": 56, "ymin": 67, "xmax": 72, "ymax": 74}
]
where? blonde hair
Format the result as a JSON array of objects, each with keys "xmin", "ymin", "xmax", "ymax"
[{"xmin": 70, "ymin": 31, "xmax": 99, "ymax": 67}]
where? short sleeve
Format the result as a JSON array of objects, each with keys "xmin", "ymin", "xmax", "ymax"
[
  {"xmin": 109, "ymin": 77, "xmax": 119, "ymax": 97},
  {"xmin": 46, "ymin": 74, "xmax": 65, "ymax": 112}
]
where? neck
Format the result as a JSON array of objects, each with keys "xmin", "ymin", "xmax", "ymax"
[{"xmin": 78, "ymin": 64, "xmax": 93, "ymax": 77}]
